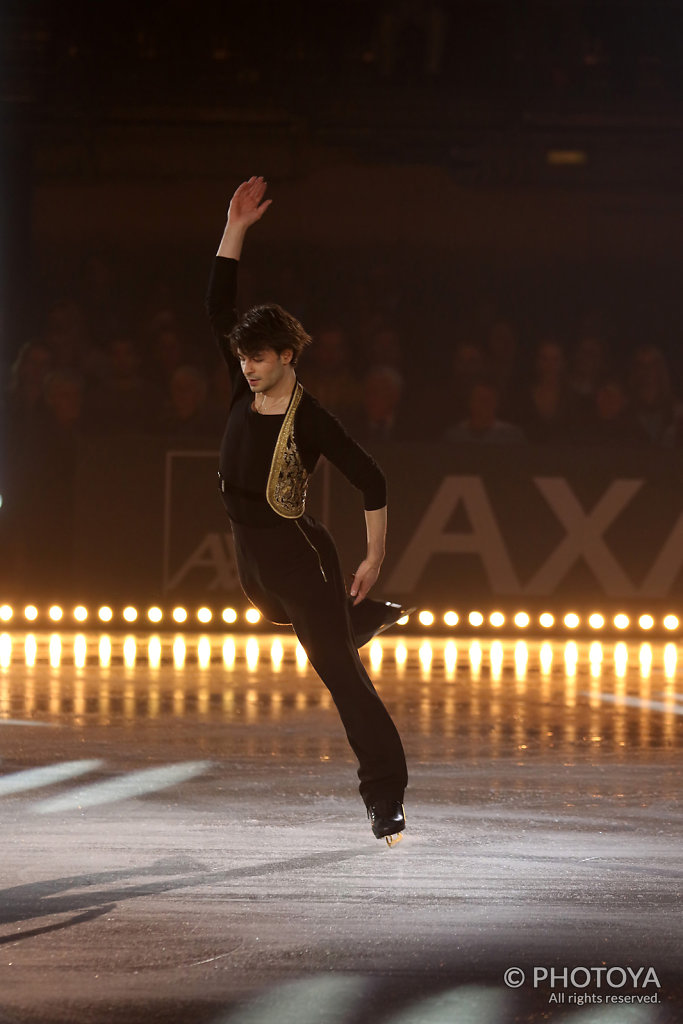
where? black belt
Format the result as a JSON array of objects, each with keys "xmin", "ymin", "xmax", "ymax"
[{"xmin": 218, "ymin": 472, "xmax": 267, "ymax": 503}]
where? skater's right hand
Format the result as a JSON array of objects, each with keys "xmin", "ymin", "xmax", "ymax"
[{"xmin": 227, "ymin": 176, "xmax": 272, "ymax": 230}]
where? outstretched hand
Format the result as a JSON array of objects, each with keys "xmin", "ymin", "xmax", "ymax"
[{"xmin": 227, "ymin": 176, "xmax": 272, "ymax": 230}]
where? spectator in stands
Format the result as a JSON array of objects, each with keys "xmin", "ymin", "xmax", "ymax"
[
  {"xmin": 42, "ymin": 299, "xmax": 93, "ymax": 376},
  {"xmin": 367, "ymin": 326, "xmax": 404, "ymax": 371},
  {"xmin": 422, "ymin": 339, "xmax": 486, "ymax": 438},
  {"xmin": 573, "ymin": 377, "xmax": 645, "ymax": 445},
  {"xmin": 350, "ymin": 364, "xmax": 407, "ymax": 442},
  {"xmin": 148, "ymin": 327, "xmax": 187, "ymax": 388},
  {"xmin": 297, "ymin": 324, "xmax": 361, "ymax": 422},
  {"xmin": 486, "ymin": 319, "xmax": 523, "ymax": 420},
  {"xmin": 43, "ymin": 369, "xmax": 87, "ymax": 433},
  {"xmin": 443, "ymin": 378, "xmax": 525, "ymax": 445},
  {"xmin": 520, "ymin": 337, "xmax": 573, "ymax": 442},
  {"xmin": 628, "ymin": 344, "xmax": 677, "ymax": 444},
  {"xmin": 93, "ymin": 336, "xmax": 162, "ymax": 433},
  {"xmin": 568, "ymin": 332, "xmax": 610, "ymax": 420},
  {"xmin": 161, "ymin": 365, "xmax": 221, "ymax": 437}
]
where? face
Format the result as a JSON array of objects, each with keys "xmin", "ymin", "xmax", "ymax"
[
  {"xmin": 536, "ymin": 341, "xmax": 565, "ymax": 378},
  {"xmin": 596, "ymin": 381, "xmax": 626, "ymax": 420},
  {"xmin": 238, "ymin": 347, "xmax": 293, "ymax": 394},
  {"xmin": 469, "ymin": 384, "xmax": 498, "ymax": 429},
  {"xmin": 363, "ymin": 374, "xmax": 402, "ymax": 419},
  {"xmin": 315, "ymin": 329, "xmax": 348, "ymax": 370},
  {"xmin": 170, "ymin": 370, "xmax": 205, "ymax": 419}
]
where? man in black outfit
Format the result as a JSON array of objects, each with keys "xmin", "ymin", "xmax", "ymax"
[{"xmin": 206, "ymin": 177, "xmax": 408, "ymax": 844}]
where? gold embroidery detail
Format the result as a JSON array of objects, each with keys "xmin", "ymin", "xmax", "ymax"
[{"xmin": 266, "ymin": 382, "xmax": 309, "ymax": 518}]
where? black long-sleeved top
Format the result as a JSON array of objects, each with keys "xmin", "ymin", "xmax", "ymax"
[{"xmin": 206, "ymin": 256, "xmax": 387, "ymax": 526}]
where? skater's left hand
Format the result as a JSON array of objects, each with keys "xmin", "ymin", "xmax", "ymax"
[{"xmin": 350, "ymin": 559, "xmax": 381, "ymax": 603}]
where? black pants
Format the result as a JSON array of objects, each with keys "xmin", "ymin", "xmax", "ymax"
[{"xmin": 230, "ymin": 513, "xmax": 408, "ymax": 807}]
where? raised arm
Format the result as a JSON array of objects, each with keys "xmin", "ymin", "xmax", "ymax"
[
  {"xmin": 216, "ymin": 175, "xmax": 272, "ymax": 260},
  {"xmin": 205, "ymin": 176, "xmax": 272, "ymax": 367}
]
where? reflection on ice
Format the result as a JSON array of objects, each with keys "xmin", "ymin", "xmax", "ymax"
[{"xmin": 0, "ymin": 634, "xmax": 680, "ymax": 759}]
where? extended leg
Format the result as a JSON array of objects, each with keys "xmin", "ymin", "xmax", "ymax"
[{"xmin": 275, "ymin": 517, "xmax": 408, "ymax": 807}]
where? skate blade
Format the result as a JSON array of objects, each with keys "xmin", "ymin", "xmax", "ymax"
[{"xmin": 385, "ymin": 832, "xmax": 403, "ymax": 847}]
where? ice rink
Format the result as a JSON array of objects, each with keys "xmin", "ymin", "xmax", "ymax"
[{"xmin": 0, "ymin": 630, "xmax": 681, "ymax": 1023}]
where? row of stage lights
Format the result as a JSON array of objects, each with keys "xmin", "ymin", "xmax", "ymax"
[{"xmin": 0, "ymin": 604, "xmax": 681, "ymax": 633}]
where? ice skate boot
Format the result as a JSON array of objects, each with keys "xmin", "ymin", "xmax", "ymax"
[
  {"xmin": 367, "ymin": 799, "xmax": 406, "ymax": 847},
  {"xmin": 349, "ymin": 598, "xmax": 416, "ymax": 648}
]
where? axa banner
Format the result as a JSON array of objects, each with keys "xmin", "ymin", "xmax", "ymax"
[{"xmin": 75, "ymin": 440, "xmax": 683, "ymax": 604}]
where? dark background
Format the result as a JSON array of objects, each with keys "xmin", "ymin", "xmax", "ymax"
[{"xmin": 3, "ymin": 0, "xmax": 683, "ymax": 602}]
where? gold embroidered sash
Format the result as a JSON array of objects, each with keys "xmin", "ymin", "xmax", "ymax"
[{"xmin": 266, "ymin": 382, "xmax": 308, "ymax": 518}]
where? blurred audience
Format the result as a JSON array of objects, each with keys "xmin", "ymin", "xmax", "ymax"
[
  {"xmin": 4, "ymin": 247, "xmax": 682, "ymax": 455},
  {"xmin": 93, "ymin": 336, "xmax": 162, "ymax": 434},
  {"xmin": 520, "ymin": 337, "xmax": 574, "ymax": 443},
  {"xmin": 568, "ymin": 333, "xmax": 610, "ymax": 418},
  {"xmin": 574, "ymin": 377, "xmax": 645, "ymax": 446},
  {"xmin": 443, "ymin": 379, "xmax": 525, "ymax": 445},
  {"xmin": 161, "ymin": 365, "xmax": 223, "ymax": 437},
  {"xmin": 349, "ymin": 364, "xmax": 407, "ymax": 441},
  {"xmin": 627, "ymin": 343, "xmax": 677, "ymax": 444},
  {"xmin": 298, "ymin": 324, "xmax": 361, "ymax": 422}
]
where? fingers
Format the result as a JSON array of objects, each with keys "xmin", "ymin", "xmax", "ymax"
[
  {"xmin": 232, "ymin": 176, "xmax": 267, "ymax": 203},
  {"xmin": 350, "ymin": 564, "xmax": 377, "ymax": 602},
  {"xmin": 244, "ymin": 175, "xmax": 266, "ymax": 195},
  {"xmin": 252, "ymin": 198, "xmax": 272, "ymax": 220}
]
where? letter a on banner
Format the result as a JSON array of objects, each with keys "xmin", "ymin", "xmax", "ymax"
[
  {"xmin": 640, "ymin": 511, "xmax": 683, "ymax": 597},
  {"xmin": 385, "ymin": 476, "xmax": 519, "ymax": 593},
  {"xmin": 165, "ymin": 532, "xmax": 238, "ymax": 591}
]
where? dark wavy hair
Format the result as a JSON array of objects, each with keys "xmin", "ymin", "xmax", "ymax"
[{"xmin": 229, "ymin": 304, "xmax": 312, "ymax": 367}]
